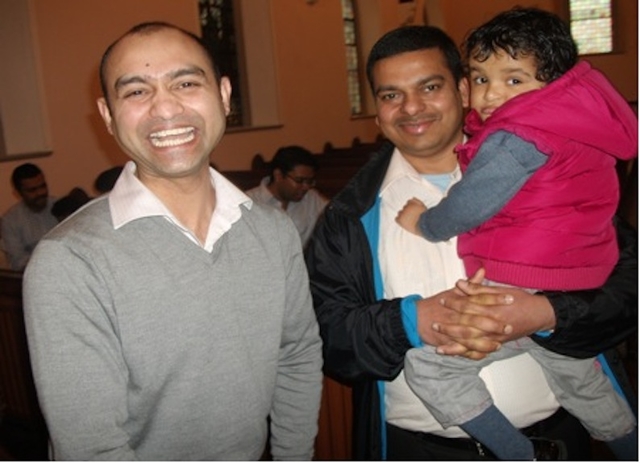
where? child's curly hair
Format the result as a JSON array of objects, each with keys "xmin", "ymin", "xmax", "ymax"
[{"xmin": 462, "ymin": 7, "xmax": 578, "ymax": 83}]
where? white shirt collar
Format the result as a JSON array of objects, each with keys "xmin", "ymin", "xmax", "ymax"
[
  {"xmin": 108, "ymin": 161, "xmax": 252, "ymax": 251},
  {"xmin": 380, "ymin": 148, "xmax": 461, "ymax": 199}
]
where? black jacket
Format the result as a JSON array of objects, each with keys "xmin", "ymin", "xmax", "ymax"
[{"xmin": 305, "ymin": 141, "xmax": 638, "ymax": 460}]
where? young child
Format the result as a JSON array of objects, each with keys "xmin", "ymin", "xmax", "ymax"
[{"xmin": 395, "ymin": 7, "xmax": 638, "ymax": 461}]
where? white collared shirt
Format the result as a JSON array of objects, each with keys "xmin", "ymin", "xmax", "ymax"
[
  {"xmin": 379, "ymin": 149, "xmax": 559, "ymax": 437},
  {"xmin": 109, "ymin": 161, "xmax": 252, "ymax": 252}
]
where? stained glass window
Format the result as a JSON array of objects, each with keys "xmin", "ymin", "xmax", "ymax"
[
  {"xmin": 341, "ymin": 0, "xmax": 362, "ymax": 115},
  {"xmin": 569, "ymin": 0, "xmax": 613, "ymax": 55}
]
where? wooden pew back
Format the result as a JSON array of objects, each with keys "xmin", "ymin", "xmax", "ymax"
[
  {"xmin": 221, "ymin": 137, "xmax": 384, "ymax": 198},
  {"xmin": 0, "ymin": 270, "xmax": 48, "ymax": 458}
]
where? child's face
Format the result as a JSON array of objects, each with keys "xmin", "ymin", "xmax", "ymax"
[{"xmin": 468, "ymin": 51, "xmax": 546, "ymax": 121}]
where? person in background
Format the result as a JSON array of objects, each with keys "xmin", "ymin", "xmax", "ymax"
[
  {"xmin": 94, "ymin": 165, "xmax": 124, "ymax": 195},
  {"xmin": 305, "ymin": 24, "xmax": 637, "ymax": 460},
  {"xmin": 51, "ymin": 187, "xmax": 91, "ymax": 222},
  {"xmin": 395, "ymin": 8, "xmax": 637, "ymax": 460},
  {"xmin": 246, "ymin": 145, "xmax": 328, "ymax": 246},
  {"xmin": 1, "ymin": 163, "xmax": 58, "ymax": 271},
  {"xmin": 23, "ymin": 21, "xmax": 322, "ymax": 460}
]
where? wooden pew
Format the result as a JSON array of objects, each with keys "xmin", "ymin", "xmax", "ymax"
[
  {"xmin": 221, "ymin": 168, "xmax": 270, "ymax": 193},
  {"xmin": 314, "ymin": 377, "xmax": 352, "ymax": 460},
  {"xmin": 0, "ymin": 270, "xmax": 48, "ymax": 459},
  {"xmin": 222, "ymin": 137, "xmax": 384, "ymax": 199}
]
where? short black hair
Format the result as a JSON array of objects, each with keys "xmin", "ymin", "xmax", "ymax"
[
  {"xmin": 366, "ymin": 25, "xmax": 464, "ymax": 93},
  {"xmin": 463, "ymin": 7, "xmax": 578, "ymax": 83},
  {"xmin": 94, "ymin": 166, "xmax": 124, "ymax": 194},
  {"xmin": 11, "ymin": 163, "xmax": 43, "ymax": 192},
  {"xmin": 99, "ymin": 21, "xmax": 222, "ymax": 109},
  {"xmin": 269, "ymin": 146, "xmax": 318, "ymax": 178},
  {"xmin": 51, "ymin": 188, "xmax": 91, "ymax": 222}
]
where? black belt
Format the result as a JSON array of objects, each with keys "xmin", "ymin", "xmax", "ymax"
[{"xmin": 387, "ymin": 407, "xmax": 569, "ymax": 457}]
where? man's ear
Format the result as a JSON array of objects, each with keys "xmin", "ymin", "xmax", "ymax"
[
  {"xmin": 459, "ymin": 77, "xmax": 470, "ymax": 109},
  {"xmin": 219, "ymin": 76, "xmax": 232, "ymax": 116},
  {"xmin": 96, "ymin": 98, "xmax": 114, "ymax": 135},
  {"xmin": 273, "ymin": 168, "xmax": 285, "ymax": 181}
]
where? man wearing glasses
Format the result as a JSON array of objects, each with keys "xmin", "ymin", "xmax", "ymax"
[{"xmin": 247, "ymin": 145, "xmax": 328, "ymax": 246}]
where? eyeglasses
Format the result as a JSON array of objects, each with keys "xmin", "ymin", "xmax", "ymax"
[{"xmin": 286, "ymin": 174, "xmax": 316, "ymax": 187}]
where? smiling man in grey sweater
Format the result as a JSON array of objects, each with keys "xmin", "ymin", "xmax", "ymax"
[{"xmin": 22, "ymin": 22, "xmax": 322, "ymax": 460}]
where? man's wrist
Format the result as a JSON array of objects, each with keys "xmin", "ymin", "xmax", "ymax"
[{"xmin": 534, "ymin": 292, "xmax": 560, "ymax": 333}]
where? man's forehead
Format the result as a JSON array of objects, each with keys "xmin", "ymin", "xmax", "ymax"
[
  {"xmin": 374, "ymin": 49, "xmax": 454, "ymax": 88},
  {"xmin": 379, "ymin": 48, "xmax": 450, "ymax": 73},
  {"xmin": 288, "ymin": 165, "xmax": 316, "ymax": 176},
  {"xmin": 115, "ymin": 27, "xmax": 185, "ymax": 50},
  {"xmin": 105, "ymin": 29, "xmax": 209, "ymax": 80},
  {"xmin": 377, "ymin": 48, "xmax": 450, "ymax": 73},
  {"xmin": 20, "ymin": 175, "xmax": 46, "ymax": 190}
]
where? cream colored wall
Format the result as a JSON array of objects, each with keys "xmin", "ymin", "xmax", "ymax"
[
  {"xmin": 0, "ymin": 0, "xmax": 383, "ymax": 212},
  {"xmin": 0, "ymin": 0, "xmax": 637, "ymax": 213},
  {"xmin": 215, "ymin": 0, "xmax": 381, "ymax": 168}
]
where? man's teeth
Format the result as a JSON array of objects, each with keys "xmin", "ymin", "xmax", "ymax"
[{"xmin": 150, "ymin": 128, "xmax": 195, "ymax": 147}]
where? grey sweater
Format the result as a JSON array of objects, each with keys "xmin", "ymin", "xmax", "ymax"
[{"xmin": 23, "ymin": 196, "xmax": 323, "ymax": 460}]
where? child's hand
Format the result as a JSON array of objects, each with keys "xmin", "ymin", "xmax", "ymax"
[{"xmin": 395, "ymin": 197, "xmax": 427, "ymax": 236}]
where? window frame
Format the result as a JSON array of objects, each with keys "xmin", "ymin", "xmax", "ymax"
[
  {"xmin": 198, "ymin": 0, "xmax": 281, "ymax": 132},
  {"xmin": 565, "ymin": 0, "xmax": 617, "ymax": 56}
]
